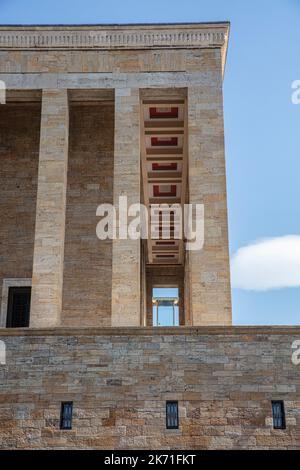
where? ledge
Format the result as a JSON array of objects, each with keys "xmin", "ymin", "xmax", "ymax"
[
  {"xmin": 0, "ymin": 22, "xmax": 229, "ymax": 51},
  {"xmin": 0, "ymin": 326, "xmax": 299, "ymax": 337}
]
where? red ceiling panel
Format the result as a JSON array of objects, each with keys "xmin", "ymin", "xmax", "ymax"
[
  {"xmin": 151, "ymin": 137, "xmax": 178, "ymax": 147},
  {"xmin": 153, "ymin": 185, "xmax": 177, "ymax": 197},
  {"xmin": 152, "ymin": 162, "xmax": 178, "ymax": 171},
  {"xmin": 149, "ymin": 107, "xmax": 178, "ymax": 119}
]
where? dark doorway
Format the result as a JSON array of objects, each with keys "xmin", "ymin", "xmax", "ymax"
[{"xmin": 6, "ymin": 286, "xmax": 31, "ymax": 327}]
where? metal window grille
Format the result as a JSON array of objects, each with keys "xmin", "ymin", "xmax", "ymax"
[
  {"xmin": 60, "ymin": 402, "xmax": 73, "ymax": 430},
  {"xmin": 166, "ymin": 401, "xmax": 179, "ymax": 429},
  {"xmin": 271, "ymin": 401, "xmax": 286, "ymax": 429}
]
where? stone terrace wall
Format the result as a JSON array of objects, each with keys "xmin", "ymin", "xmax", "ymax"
[{"xmin": 0, "ymin": 327, "xmax": 299, "ymax": 449}]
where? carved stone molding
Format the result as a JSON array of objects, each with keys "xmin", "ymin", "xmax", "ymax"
[{"xmin": 0, "ymin": 23, "xmax": 229, "ymax": 50}]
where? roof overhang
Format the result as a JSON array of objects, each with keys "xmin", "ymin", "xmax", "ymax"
[{"xmin": 0, "ymin": 22, "xmax": 230, "ymax": 75}]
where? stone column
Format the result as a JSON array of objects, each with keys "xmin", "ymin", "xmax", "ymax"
[
  {"xmin": 30, "ymin": 89, "xmax": 69, "ymax": 327},
  {"xmin": 188, "ymin": 83, "xmax": 232, "ymax": 325},
  {"xmin": 111, "ymin": 88, "xmax": 140, "ymax": 326}
]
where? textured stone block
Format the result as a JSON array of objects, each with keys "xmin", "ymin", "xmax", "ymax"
[
  {"xmin": 0, "ymin": 328, "xmax": 299, "ymax": 449},
  {"xmin": 30, "ymin": 89, "xmax": 69, "ymax": 327}
]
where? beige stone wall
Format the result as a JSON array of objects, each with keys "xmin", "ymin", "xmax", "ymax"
[
  {"xmin": 0, "ymin": 48, "xmax": 223, "ymax": 74},
  {"xmin": 0, "ymin": 327, "xmax": 299, "ymax": 449},
  {"xmin": 0, "ymin": 104, "xmax": 40, "ymax": 310},
  {"xmin": 62, "ymin": 104, "xmax": 114, "ymax": 326}
]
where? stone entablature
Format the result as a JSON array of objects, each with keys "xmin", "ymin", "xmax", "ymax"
[{"xmin": 0, "ymin": 23, "xmax": 228, "ymax": 50}]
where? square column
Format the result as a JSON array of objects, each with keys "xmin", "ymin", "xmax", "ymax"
[
  {"xmin": 111, "ymin": 88, "xmax": 140, "ymax": 326},
  {"xmin": 188, "ymin": 85, "xmax": 232, "ymax": 325},
  {"xmin": 30, "ymin": 89, "xmax": 69, "ymax": 327}
]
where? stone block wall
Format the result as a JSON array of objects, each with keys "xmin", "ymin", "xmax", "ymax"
[
  {"xmin": 0, "ymin": 103, "xmax": 40, "ymax": 310},
  {"xmin": 0, "ymin": 101, "xmax": 114, "ymax": 327},
  {"xmin": 62, "ymin": 104, "xmax": 114, "ymax": 326},
  {"xmin": 0, "ymin": 48, "xmax": 223, "ymax": 75},
  {"xmin": 0, "ymin": 327, "xmax": 299, "ymax": 449}
]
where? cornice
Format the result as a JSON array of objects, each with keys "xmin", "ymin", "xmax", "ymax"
[
  {"xmin": 0, "ymin": 326, "xmax": 299, "ymax": 337},
  {"xmin": 0, "ymin": 23, "xmax": 229, "ymax": 51}
]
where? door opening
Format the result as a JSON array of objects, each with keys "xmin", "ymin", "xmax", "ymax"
[
  {"xmin": 152, "ymin": 287, "xmax": 179, "ymax": 326},
  {"xmin": 6, "ymin": 286, "xmax": 31, "ymax": 327}
]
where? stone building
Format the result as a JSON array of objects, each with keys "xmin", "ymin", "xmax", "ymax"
[{"xmin": 0, "ymin": 23, "xmax": 299, "ymax": 449}]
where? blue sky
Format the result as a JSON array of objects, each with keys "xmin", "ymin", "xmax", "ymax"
[{"xmin": 1, "ymin": 0, "xmax": 299, "ymax": 324}]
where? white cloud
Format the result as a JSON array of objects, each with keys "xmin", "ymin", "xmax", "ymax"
[{"xmin": 231, "ymin": 235, "xmax": 300, "ymax": 291}]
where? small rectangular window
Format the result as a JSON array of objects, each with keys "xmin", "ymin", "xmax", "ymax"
[
  {"xmin": 166, "ymin": 401, "xmax": 179, "ymax": 429},
  {"xmin": 60, "ymin": 402, "xmax": 73, "ymax": 430},
  {"xmin": 272, "ymin": 401, "xmax": 286, "ymax": 429}
]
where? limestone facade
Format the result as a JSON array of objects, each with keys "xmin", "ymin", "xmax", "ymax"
[
  {"xmin": 0, "ymin": 24, "xmax": 296, "ymax": 451},
  {"xmin": 0, "ymin": 23, "xmax": 232, "ymax": 327}
]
